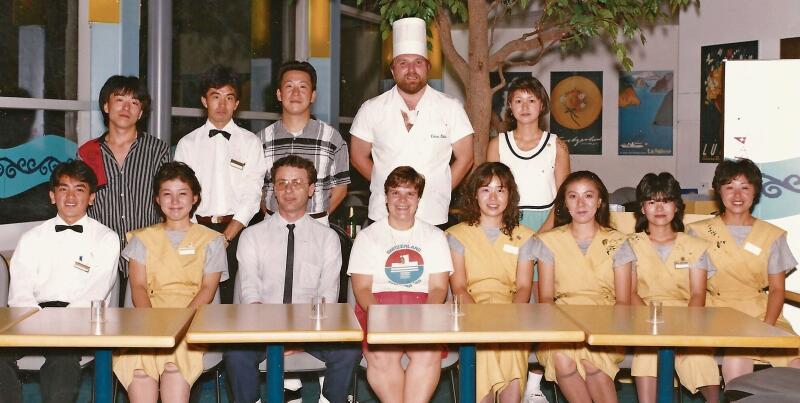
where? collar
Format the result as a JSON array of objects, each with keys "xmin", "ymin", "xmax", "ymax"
[
  {"xmin": 204, "ymin": 119, "xmax": 239, "ymax": 137},
  {"xmin": 98, "ymin": 130, "xmax": 143, "ymax": 145},
  {"xmin": 276, "ymin": 118, "xmax": 318, "ymax": 137},
  {"xmin": 53, "ymin": 214, "xmax": 90, "ymax": 228},
  {"xmin": 271, "ymin": 212, "xmax": 311, "ymax": 229},
  {"xmin": 390, "ymin": 84, "xmax": 432, "ymax": 113}
]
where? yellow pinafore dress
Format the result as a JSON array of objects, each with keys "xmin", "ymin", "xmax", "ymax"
[
  {"xmin": 629, "ymin": 232, "xmax": 720, "ymax": 392},
  {"xmin": 113, "ymin": 223, "xmax": 221, "ymax": 388},
  {"xmin": 687, "ymin": 217, "xmax": 800, "ymax": 366},
  {"xmin": 446, "ymin": 223, "xmax": 535, "ymax": 399},
  {"xmin": 534, "ymin": 225, "xmax": 626, "ymax": 382}
]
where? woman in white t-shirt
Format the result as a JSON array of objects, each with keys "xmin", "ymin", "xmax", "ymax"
[{"xmin": 348, "ymin": 166, "xmax": 453, "ymax": 403}]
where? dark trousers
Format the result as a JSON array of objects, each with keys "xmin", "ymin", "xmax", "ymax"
[
  {"xmin": 224, "ymin": 344, "xmax": 362, "ymax": 403},
  {"xmin": 0, "ymin": 349, "xmax": 82, "ymax": 403},
  {"xmin": 198, "ymin": 221, "xmax": 241, "ymax": 304}
]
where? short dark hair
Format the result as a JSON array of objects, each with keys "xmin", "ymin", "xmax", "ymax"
[
  {"xmin": 553, "ymin": 170, "xmax": 611, "ymax": 228},
  {"xmin": 458, "ymin": 162, "xmax": 520, "ymax": 237},
  {"xmin": 99, "ymin": 75, "xmax": 151, "ymax": 129},
  {"xmin": 200, "ymin": 65, "xmax": 240, "ymax": 99},
  {"xmin": 712, "ymin": 158, "xmax": 762, "ymax": 214},
  {"xmin": 153, "ymin": 162, "xmax": 202, "ymax": 218},
  {"xmin": 271, "ymin": 155, "xmax": 317, "ymax": 185},
  {"xmin": 384, "ymin": 166, "xmax": 425, "ymax": 196},
  {"xmin": 277, "ymin": 60, "xmax": 317, "ymax": 91},
  {"xmin": 634, "ymin": 172, "xmax": 685, "ymax": 233},
  {"xmin": 49, "ymin": 160, "xmax": 98, "ymax": 193},
  {"xmin": 503, "ymin": 76, "xmax": 550, "ymax": 131}
]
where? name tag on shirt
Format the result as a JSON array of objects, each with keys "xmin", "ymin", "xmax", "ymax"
[
  {"xmin": 178, "ymin": 246, "xmax": 196, "ymax": 255},
  {"xmin": 503, "ymin": 244, "xmax": 519, "ymax": 255},
  {"xmin": 73, "ymin": 260, "xmax": 90, "ymax": 272},
  {"xmin": 229, "ymin": 159, "xmax": 245, "ymax": 170},
  {"xmin": 674, "ymin": 261, "xmax": 690, "ymax": 270},
  {"xmin": 744, "ymin": 242, "xmax": 762, "ymax": 256}
]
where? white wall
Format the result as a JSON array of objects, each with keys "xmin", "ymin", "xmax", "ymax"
[{"xmin": 443, "ymin": 0, "xmax": 800, "ymax": 193}]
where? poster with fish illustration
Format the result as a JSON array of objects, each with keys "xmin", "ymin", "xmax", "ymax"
[
  {"xmin": 618, "ymin": 71, "xmax": 673, "ymax": 156},
  {"xmin": 550, "ymin": 71, "xmax": 603, "ymax": 155},
  {"xmin": 699, "ymin": 40, "xmax": 758, "ymax": 163}
]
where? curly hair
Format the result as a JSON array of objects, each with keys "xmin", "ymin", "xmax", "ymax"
[
  {"xmin": 457, "ymin": 162, "xmax": 521, "ymax": 238},
  {"xmin": 502, "ymin": 76, "xmax": 550, "ymax": 131},
  {"xmin": 553, "ymin": 170, "xmax": 610, "ymax": 228},
  {"xmin": 634, "ymin": 172, "xmax": 685, "ymax": 233}
]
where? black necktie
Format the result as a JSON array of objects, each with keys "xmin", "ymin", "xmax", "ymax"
[
  {"xmin": 283, "ymin": 224, "xmax": 296, "ymax": 304},
  {"xmin": 209, "ymin": 129, "xmax": 231, "ymax": 140},
  {"xmin": 55, "ymin": 224, "xmax": 83, "ymax": 233}
]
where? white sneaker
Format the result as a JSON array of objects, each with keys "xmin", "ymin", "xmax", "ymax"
[{"xmin": 524, "ymin": 389, "xmax": 549, "ymax": 403}]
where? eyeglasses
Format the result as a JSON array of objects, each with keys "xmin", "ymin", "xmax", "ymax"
[{"xmin": 275, "ymin": 179, "xmax": 308, "ymax": 191}]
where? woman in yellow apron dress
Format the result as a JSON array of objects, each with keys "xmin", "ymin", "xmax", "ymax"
[
  {"xmin": 687, "ymin": 158, "xmax": 800, "ymax": 383},
  {"xmin": 629, "ymin": 172, "xmax": 720, "ymax": 403},
  {"xmin": 532, "ymin": 170, "xmax": 633, "ymax": 403},
  {"xmin": 447, "ymin": 162, "xmax": 535, "ymax": 403},
  {"xmin": 113, "ymin": 162, "xmax": 228, "ymax": 403}
]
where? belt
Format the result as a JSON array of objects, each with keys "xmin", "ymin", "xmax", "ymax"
[
  {"xmin": 265, "ymin": 209, "xmax": 327, "ymax": 219},
  {"xmin": 196, "ymin": 214, "xmax": 234, "ymax": 225}
]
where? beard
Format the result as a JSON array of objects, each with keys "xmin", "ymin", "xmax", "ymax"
[{"xmin": 396, "ymin": 75, "xmax": 427, "ymax": 94}]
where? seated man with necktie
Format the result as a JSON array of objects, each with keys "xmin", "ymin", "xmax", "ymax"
[
  {"xmin": 223, "ymin": 155, "xmax": 361, "ymax": 403},
  {"xmin": 0, "ymin": 160, "xmax": 120, "ymax": 403}
]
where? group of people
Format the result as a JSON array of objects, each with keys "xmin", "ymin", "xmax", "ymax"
[{"xmin": 0, "ymin": 15, "xmax": 797, "ymax": 403}]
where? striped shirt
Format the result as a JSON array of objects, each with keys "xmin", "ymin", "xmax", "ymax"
[
  {"xmin": 259, "ymin": 119, "xmax": 350, "ymax": 214},
  {"xmin": 85, "ymin": 132, "xmax": 170, "ymax": 273}
]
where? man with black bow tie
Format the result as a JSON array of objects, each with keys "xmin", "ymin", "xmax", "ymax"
[
  {"xmin": 174, "ymin": 64, "xmax": 266, "ymax": 303},
  {"xmin": 1, "ymin": 160, "xmax": 119, "ymax": 403}
]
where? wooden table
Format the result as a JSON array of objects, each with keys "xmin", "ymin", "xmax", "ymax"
[
  {"xmin": 367, "ymin": 303, "xmax": 585, "ymax": 403},
  {"xmin": 0, "ymin": 307, "xmax": 196, "ymax": 403},
  {"xmin": 0, "ymin": 307, "xmax": 37, "ymax": 333},
  {"xmin": 557, "ymin": 305, "xmax": 800, "ymax": 403},
  {"xmin": 185, "ymin": 303, "xmax": 362, "ymax": 403}
]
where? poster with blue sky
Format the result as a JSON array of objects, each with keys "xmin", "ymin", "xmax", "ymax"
[{"xmin": 618, "ymin": 71, "xmax": 674, "ymax": 156}]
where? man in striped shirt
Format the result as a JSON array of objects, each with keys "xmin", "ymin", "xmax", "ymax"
[
  {"xmin": 78, "ymin": 76, "xmax": 170, "ymax": 305},
  {"xmin": 258, "ymin": 61, "xmax": 350, "ymax": 225}
]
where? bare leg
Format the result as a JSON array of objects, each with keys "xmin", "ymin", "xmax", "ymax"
[
  {"xmin": 364, "ymin": 348, "xmax": 405, "ymax": 403},
  {"xmin": 498, "ymin": 379, "xmax": 521, "ymax": 403},
  {"xmin": 160, "ymin": 362, "xmax": 190, "ymax": 403},
  {"xmin": 480, "ymin": 390, "xmax": 495, "ymax": 403},
  {"xmin": 127, "ymin": 369, "xmax": 158, "ymax": 403},
  {"xmin": 553, "ymin": 353, "xmax": 591, "ymax": 403},
  {"xmin": 721, "ymin": 356, "xmax": 754, "ymax": 382},
  {"xmin": 583, "ymin": 360, "xmax": 618, "ymax": 403},
  {"xmin": 404, "ymin": 349, "xmax": 442, "ymax": 403},
  {"xmin": 634, "ymin": 376, "xmax": 656, "ymax": 403},
  {"xmin": 699, "ymin": 385, "xmax": 720, "ymax": 403}
]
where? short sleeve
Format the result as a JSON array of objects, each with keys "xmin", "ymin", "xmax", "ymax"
[
  {"xmin": 446, "ymin": 99, "xmax": 474, "ymax": 144},
  {"xmin": 121, "ymin": 235, "xmax": 147, "ymax": 264},
  {"xmin": 528, "ymin": 237, "xmax": 554, "ymax": 265},
  {"xmin": 768, "ymin": 234, "xmax": 798, "ymax": 275},
  {"xmin": 447, "ymin": 233, "xmax": 465, "ymax": 256},
  {"xmin": 612, "ymin": 240, "xmax": 636, "ymax": 267},
  {"xmin": 349, "ymin": 101, "xmax": 374, "ymax": 143},
  {"xmin": 347, "ymin": 231, "xmax": 377, "ymax": 275},
  {"xmin": 203, "ymin": 236, "xmax": 230, "ymax": 282},
  {"xmin": 518, "ymin": 236, "xmax": 536, "ymax": 262},
  {"xmin": 693, "ymin": 251, "xmax": 716, "ymax": 278}
]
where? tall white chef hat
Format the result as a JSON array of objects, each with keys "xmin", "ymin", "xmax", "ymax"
[{"xmin": 392, "ymin": 17, "xmax": 427, "ymax": 59}]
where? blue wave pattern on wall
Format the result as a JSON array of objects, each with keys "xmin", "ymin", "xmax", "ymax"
[
  {"xmin": 0, "ymin": 135, "xmax": 77, "ymax": 198},
  {"xmin": 755, "ymin": 157, "xmax": 800, "ymax": 220}
]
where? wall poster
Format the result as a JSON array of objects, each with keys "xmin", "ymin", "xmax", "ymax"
[
  {"xmin": 550, "ymin": 71, "xmax": 603, "ymax": 155},
  {"xmin": 618, "ymin": 71, "xmax": 674, "ymax": 156}
]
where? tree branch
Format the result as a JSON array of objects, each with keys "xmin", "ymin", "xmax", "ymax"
[
  {"xmin": 488, "ymin": 0, "xmax": 505, "ymax": 49},
  {"xmin": 490, "ymin": 63, "xmax": 508, "ymax": 95},
  {"xmin": 435, "ymin": 4, "xmax": 469, "ymax": 85},
  {"xmin": 489, "ymin": 27, "xmax": 568, "ymax": 70}
]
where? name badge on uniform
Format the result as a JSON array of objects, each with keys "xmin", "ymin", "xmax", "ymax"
[
  {"xmin": 178, "ymin": 245, "xmax": 196, "ymax": 255},
  {"xmin": 503, "ymin": 244, "xmax": 519, "ymax": 255},
  {"xmin": 744, "ymin": 242, "xmax": 762, "ymax": 256},
  {"xmin": 229, "ymin": 159, "xmax": 245, "ymax": 170},
  {"xmin": 73, "ymin": 259, "xmax": 90, "ymax": 272},
  {"xmin": 674, "ymin": 261, "xmax": 690, "ymax": 270}
]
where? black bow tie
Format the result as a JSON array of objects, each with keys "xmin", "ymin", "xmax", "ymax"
[
  {"xmin": 209, "ymin": 129, "xmax": 231, "ymax": 140},
  {"xmin": 55, "ymin": 224, "xmax": 83, "ymax": 233}
]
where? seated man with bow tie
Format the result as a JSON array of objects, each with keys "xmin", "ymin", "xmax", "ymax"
[
  {"xmin": 174, "ymin": 64, "xmax": 267, "ymax": 304},
  {"xmin": 0, "ymin": 160, "xmax": 120, "ymax": 403},
  {"xmin": 224, "ymin": 155, "xmax": 361, "ymax": 403}
]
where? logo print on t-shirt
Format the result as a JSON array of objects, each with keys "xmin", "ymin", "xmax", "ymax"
[{"xmin": 384, "ymin": 248, "xmax": 424, "ymax": 285}]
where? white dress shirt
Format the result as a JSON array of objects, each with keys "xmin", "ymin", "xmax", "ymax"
[
  {"xmin": 174, "ymin": 119, "xmax": 267, "ymax": 225},
  {"xmin": 350, "ymin": 85, "xmax": 473, "ymax": 225},
  {"xmin": 9, "ymin": 214, "xmax": 120, "ymax": 308},
  {"xmin": 236, "ymin": 213, "xmax": 341, "ymax": 304}
]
